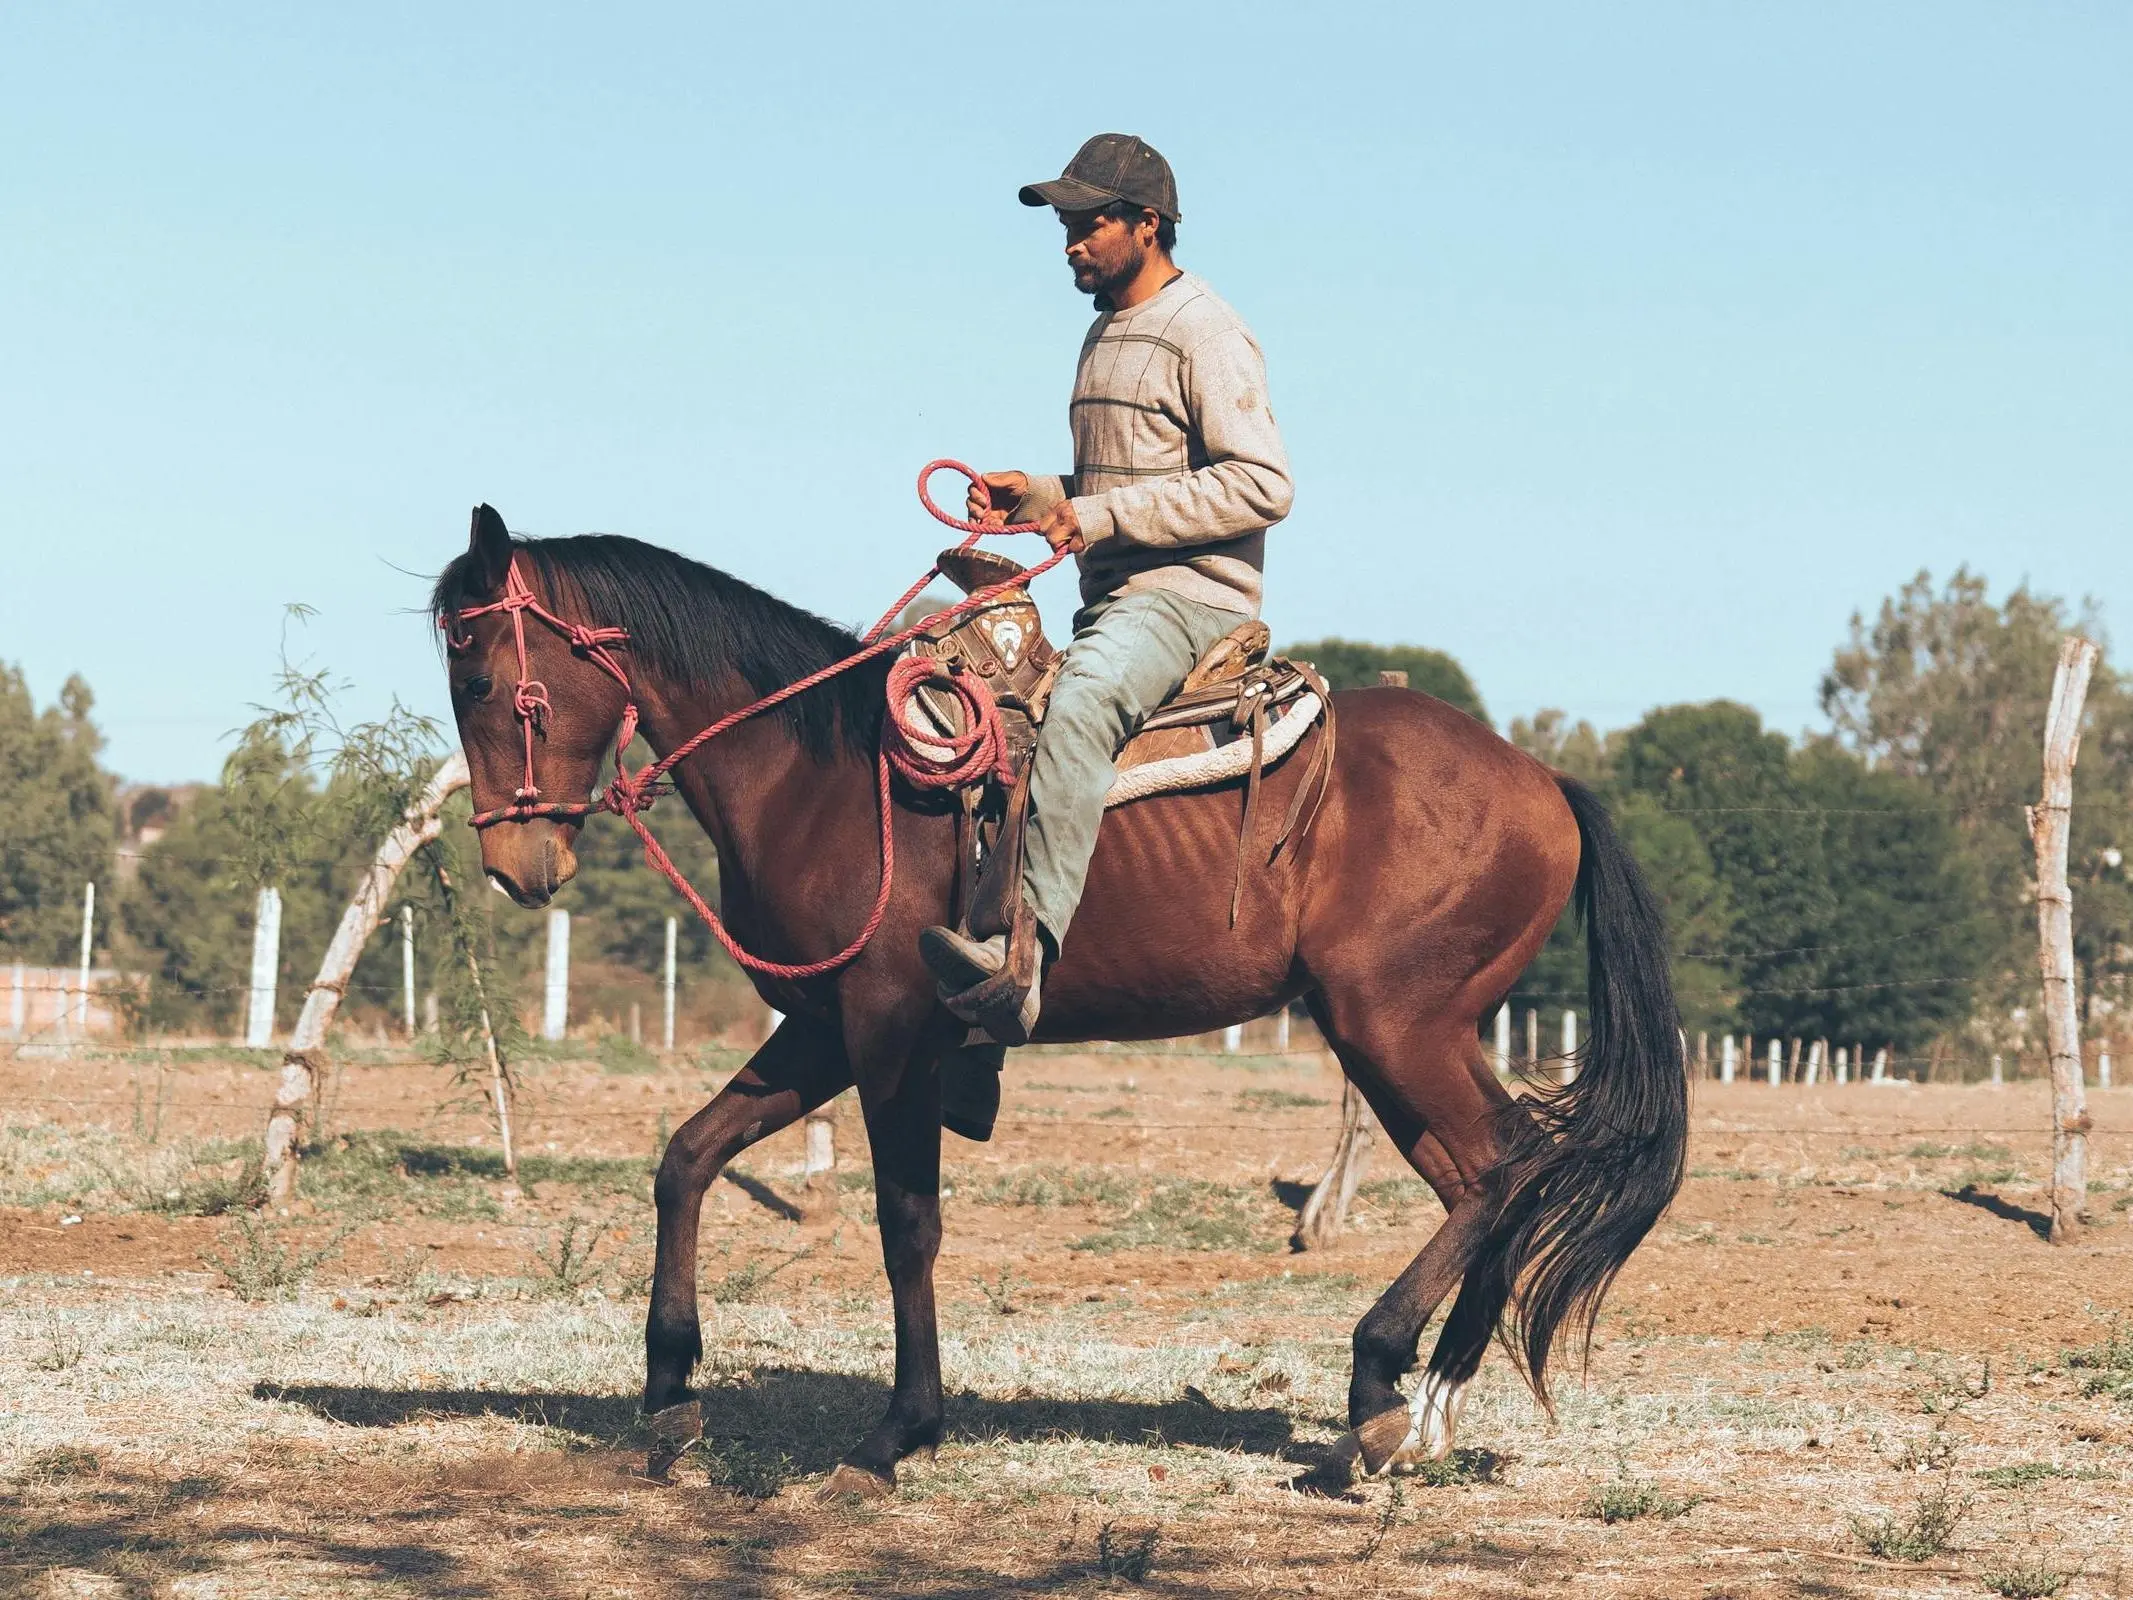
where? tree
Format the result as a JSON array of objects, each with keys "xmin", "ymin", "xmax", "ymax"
[
  {"xmin": 1782, "ymin": 742, "xmax": 1995, "ymax": 1051},
  {"xmin": 0, "ymin": 667, "xmax": 116, "ymax": 962},
  {"xmin": 1822, "ymin": 569, "xmax": 2133, "ymax": 1032},
  {"xmin": 1505, "ymin": 708, "xmax": 1740, "ymax": 1038},
  {"xmin": 1611, "ymin": 701, "xmax": 1833, "ymax": 1035},
  {"xmin": 119, "ymin": 745, "xmax": 356, "ymax": 1035},
  {"xmin": 1503, "ymin": 699, "xmax": 1990, "ymax": 1054},
  {"xmin": 1509, "ymin": 709, "xmax": 1614, "ymax": 785},
  {"xmin": 1282, "ymin": 638, "xmax": 1489, "ymax": 726}
]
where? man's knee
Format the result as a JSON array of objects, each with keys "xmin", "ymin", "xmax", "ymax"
[{"xmin": 1041, "ymin": 661, "xmax": 1140, "ymax": 749}]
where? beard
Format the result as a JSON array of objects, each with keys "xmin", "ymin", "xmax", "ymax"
[{"xmin": 1072, "ymin": 239, "xmax": 1146, "ymax": 303}]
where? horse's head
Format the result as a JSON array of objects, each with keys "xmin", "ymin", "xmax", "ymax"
[{"xmin": 436, "ymin": 506, "xmax": 632, "ymax": 907}]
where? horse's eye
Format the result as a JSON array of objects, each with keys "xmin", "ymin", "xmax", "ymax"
[{"xmin": 462, "ymin": 675, "xmax": 494, "ymax": 703}]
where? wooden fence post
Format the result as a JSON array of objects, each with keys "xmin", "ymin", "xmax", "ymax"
[
  {"xmin": 2030, "ymin": 635, "xmax": 2099, "ymax": 1243},
  {"xmin": 262, "ymin": 751, "xmax": 468, "ymax": 1202}
]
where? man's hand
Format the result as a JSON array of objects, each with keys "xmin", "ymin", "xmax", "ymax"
[
  {"xmin": 1036, "ymin": 498, "xmax": 1084, "ymax": 554},
  {"xmin": 966, "ymin": 470, "xmax": 1029, "ymax": 528}
]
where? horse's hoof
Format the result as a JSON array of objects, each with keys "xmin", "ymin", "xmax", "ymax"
[
  {"xmin": 817, "ymin": 1463, "xmax": 895, "ymax": 1502},
  {"xmin": 1354, "ymin": 1408, "xmax": 1413, "ymax": 1477},
  {"xmin": 1383, "ymin": 1373, "xmax": 1467, "ymax": 1474},
  {"xmin": 643, "ymin": 1399, "xmax": 702, "ymax": 1480}
]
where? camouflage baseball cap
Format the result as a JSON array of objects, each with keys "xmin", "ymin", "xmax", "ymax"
[{"xmin": 1019, "ymin": 133, "xmax": 1180, "ymax": 222}]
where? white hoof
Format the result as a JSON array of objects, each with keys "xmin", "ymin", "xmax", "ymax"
[{"xmin": 1382, "ymin": 1372, "xmax": 1467, "ymax": 1475}]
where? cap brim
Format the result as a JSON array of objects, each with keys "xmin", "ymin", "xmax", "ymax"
[{"xmin": 1018, "ymin": 176, "xmax": 1120, "ymax": 212}]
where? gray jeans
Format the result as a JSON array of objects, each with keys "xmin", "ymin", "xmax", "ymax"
[{"xmin": 1023, "ymin": 589, "xmax": 1247, "ymax": 952}]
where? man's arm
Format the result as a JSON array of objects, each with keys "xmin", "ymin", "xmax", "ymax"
[
  {"xmin": 1007, "ymin": 473, "xmax": 1074, "ymax": 524},
  {"xmin": 1067, "ymin": 328, "xmax": 1293, "ymax": 547}
]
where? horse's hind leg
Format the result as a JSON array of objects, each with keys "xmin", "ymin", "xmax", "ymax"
[
  {"xmin": 1308, "ymin": 996, "xmax": 1509, "ymax": 1476},
  {"xmin": 643, "ymin": 1013, "xmax": 851, "ymax": 1438}
]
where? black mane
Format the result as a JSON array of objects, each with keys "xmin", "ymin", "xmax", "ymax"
[{"xmin": 430, "ymin": 533, "xmax": 885, "ymax": 761}]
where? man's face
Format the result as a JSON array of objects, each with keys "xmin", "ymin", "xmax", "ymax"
[{"xmin": 1059, "ymin": 206, "xmax": 1152, "ymax": 299}]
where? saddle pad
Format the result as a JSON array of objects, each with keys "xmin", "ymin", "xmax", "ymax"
[{"xmin": 1102, "ymin": 692, "xmax": 1323, "ymax": 807}]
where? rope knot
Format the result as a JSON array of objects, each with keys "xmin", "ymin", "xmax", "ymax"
[{"xmin": 513, "ymin": 680, "xmax": 552, "ymax": 729}]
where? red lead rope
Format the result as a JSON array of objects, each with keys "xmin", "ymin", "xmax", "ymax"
[{"xmin": 445, "ymin": 461, "xmax": 1069, "ymax": 979}]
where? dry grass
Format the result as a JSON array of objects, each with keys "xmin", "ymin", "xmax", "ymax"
[{"xmin": 1, "ymin": 1062, "xmax": 2130, "ymax": 1595}]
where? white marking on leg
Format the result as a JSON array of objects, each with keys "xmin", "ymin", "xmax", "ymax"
[{"xmin": 1384, "ymin": 1371, "xmax": 1468, "ymax": 1473}]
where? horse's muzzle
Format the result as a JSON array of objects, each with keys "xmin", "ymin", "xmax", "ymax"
[{"xmin": 483, "ymin": 830, "xmax": 577, "ymax": 908}]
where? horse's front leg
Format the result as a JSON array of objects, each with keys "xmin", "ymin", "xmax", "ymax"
[
  {"xmin": 642, "ymin": 1011, "xmax": 850, "ymax": 1469},
  {"xmin": 820, "ymin": 1022, "xmax": 951, "ymax": 1499}
]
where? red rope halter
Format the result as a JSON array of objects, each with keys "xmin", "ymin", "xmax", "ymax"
[{"xmin": 443, "ymin": 461, "xmax": 1068, "ymax": 979}]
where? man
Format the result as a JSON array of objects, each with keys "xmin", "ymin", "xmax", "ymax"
[{"xmin": 919, "ymin": 133, "xmax": 1294, "ymax": 1042}]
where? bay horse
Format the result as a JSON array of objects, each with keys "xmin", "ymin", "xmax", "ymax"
[{"xmin": 432, "ymin": 506, "xmax": 1688, "ymax": 1497}]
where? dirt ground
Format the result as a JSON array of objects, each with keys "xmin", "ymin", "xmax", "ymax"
[{"xmin": 2, "ymin": 1042, "xmax": 2129, "ymax": 1598}]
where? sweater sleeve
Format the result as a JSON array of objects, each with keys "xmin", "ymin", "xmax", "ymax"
[
  {"xmin": 1008, "ymin": 473, "xmax": 1072, "ymax": 524},
  {"xmin": 1068, "ymin": 327, "xmax": 1293, "ymax": 548}
]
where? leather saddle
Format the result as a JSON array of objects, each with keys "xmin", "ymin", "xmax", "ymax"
[{"xmin": 906, "ymin": 547, "xmax": 1333, "ymax": 945}]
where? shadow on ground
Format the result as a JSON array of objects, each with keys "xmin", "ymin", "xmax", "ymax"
[
  {"xmin": 1941, "ymin": 1183, "xmax": 2053, "ymax": 1240},
  {"xmin": 258, "ymin": 1366, "xmax": 1299, "ymax": 1471}
]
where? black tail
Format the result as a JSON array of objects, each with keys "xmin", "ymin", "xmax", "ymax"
[{"xmin": 1471, "ymin": 776, "xmax": 1689, "ymax": 1408}]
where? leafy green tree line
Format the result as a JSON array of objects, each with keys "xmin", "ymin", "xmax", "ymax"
[
  {"xmin": 1502, "ymin": 571, "xmax": 2133, "ymax": 1062},
  {"xmin": 0, "ymin": 661, "xmax": 742, "ymax": 1041}
]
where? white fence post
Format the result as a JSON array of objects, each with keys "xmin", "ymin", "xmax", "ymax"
[
  {"xmin": 1525, "ymin": 1008, "xmax": 1538, "ymax": 1067},
  {"xmin": 663, "ymin": 915, "xmax": 678, "ymax": 1052},
  {"xmin": 2101, "ymin": 1048, "xmax": 2113, "ymax": 1090},
  {"xmin": 1494, "ymin": 1005, "xmax": 1511, "ymax": 1075},
  {"xmin": 1805, "ymin": 1040, "xmax": 1823, "ymax": 1087},
  {"xmin": 804, "ymin": 1112, "xmax": 836, "ymax": 1183},
  {"xmin": 1721, "ymin": 1034, "xmax": 1736, "ymax": 1084},
  {"xmin": 245, "ymin": 886, "xmax": 282, "ymax": 1048},
  {"xmin": 1767, "ymin": 1039, "xmax": 1781, "ymax": 1087},
  {"xmin": 543, "ymin": 908, "xmax": 571, "ymax": 1042},
  {"xmin": 1991, "ymin": 1053, "xmax": 2004, "ymax": 1086},
  {"xmin": 1274, "ymin": 1005, "xmax": 1291, "ymax": 1054},
  {"xmin": 1834, "ymin": 1046, "xmax": 1848, "ymax": 1085},
  {"xmin": 75, "ymin": 882, "xmax": 95, "ymax": 1034},
  {"xmin": 1561, "ymin": 1009, "xmax": 1578, "ymax": 1084},
  {"xmin": 400, "ymin": 905, "xmax": 417, "ymax": 1037},
  {"xmin": 1223, "ymin": 1023, "xmax": 1244, "ymax": 1054}
]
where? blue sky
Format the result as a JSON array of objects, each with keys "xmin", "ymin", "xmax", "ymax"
[{"xmin": 4, "ymin": 2, "xmax": 2126, "ymax": 784}]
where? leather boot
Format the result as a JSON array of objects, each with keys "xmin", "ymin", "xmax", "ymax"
[{"xmin": 919, "ymin": 899, "xmax": 1044, "ymax": 1047}]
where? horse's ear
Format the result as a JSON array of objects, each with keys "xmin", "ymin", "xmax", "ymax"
[{"xmin": 468, "ymin": 504, "xmax": 513, "ymax": 591}]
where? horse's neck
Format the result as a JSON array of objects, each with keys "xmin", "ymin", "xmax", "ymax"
[{"xmin": 635, "ymin": 682, "xmax": 867, "ymax": 905}]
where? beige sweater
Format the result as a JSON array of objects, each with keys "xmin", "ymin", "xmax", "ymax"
[{"xmin": 1012, "ymin": 271, "xmax": 1291, "ymax": 617}]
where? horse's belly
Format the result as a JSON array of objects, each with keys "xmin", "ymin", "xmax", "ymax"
[{"xmin": 1031, "ymin": 787, "xmax": 1298, "ymax": 1043}]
